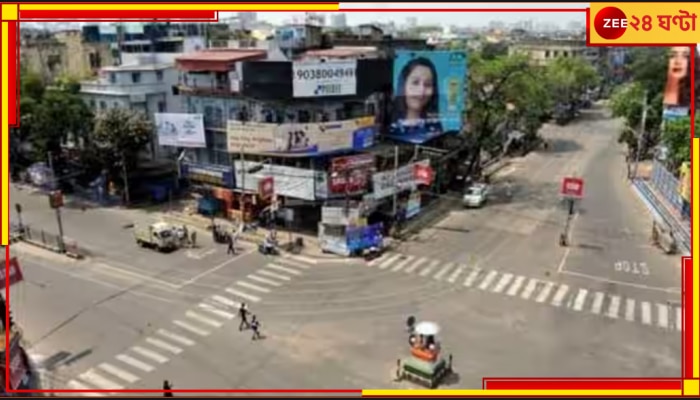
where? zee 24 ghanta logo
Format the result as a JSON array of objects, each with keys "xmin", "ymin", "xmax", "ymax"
[{"xmin": 593, "ymin": 6, "xmax": 697, "ymax": 40}]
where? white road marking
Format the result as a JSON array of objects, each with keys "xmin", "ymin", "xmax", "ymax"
[
  {"xmin": 676, "ymin": 307, "xmax": 682, "ymax": 331},
  {"xmin": 558, "ymin": 269, "xmax": 681, "ymax": 294},
  {"xmin": 590, "ymin": 292, "xmax": 605, "ymax": 314},
  {"xmin": 506, "ymin": 276, "xmax": 525, "ymax": 296},
  {"xmin": 420, "ymin": 260, "xmax": 441, "ymax": 277},
  {"xmin": 98, "ymin": 363, "xmax": 139, "ymax": 384},
  {"xmin": 198, "ymin": 303, "xmax": 236, "ymax": 320},
  {"xmin": 478, "ymin": 270, "xmax": 499, "ymax": 290},
  {"xmin": 463, "ymin": 268, "xmax": 482, "ymax": 287},
  {"xmin": 367, "ymin": 254, "xmax": 388, "ymax": 267},
  {"xmin": 236, "ymin": 281, "xmax": 271, "ymax": 293},
  {"xmin": 131, "ymin": 346, "xmax": 169, "ymax": 364},
  {"xmin": 282, "ymin": 254, "xmax": 316, "ymax": 266},
  {"xmin": 79, "ymin": 369, "xmax": 124, "ymax": 390},
  {"xmin": 550, "ymin": 284, "xmax": 570, "ymax": 307},
  {"xmin": 266, "ymin": 263, "xmax": 302, "ymax": 276},
  {"xmin": 641, "ymin": 302, "xmax": 652, "ymax": 325},
  {"xmin": 572, "ymin": 289, "xmax": 588, "ymax": 311},
  {"xmin": 211, "ymin": 295, "xmax": 240, "ymax": 308},
  {"xmin": 625, "ymin": 299, "xmax": 636, "ymax": 322},
  {"xmin": 521, "ymin": 279, "xmax": 538, "ymax": 299},
  {"xmin": 447, "ymin": 265, "xmax": 466, "ymax": 283},
  {"xmin": 606, "ymin": 295, "xmax": 621, "ymax": 319},
  {"xmin": 115, "ymin": 354, "xmax": 154, "ymax": 372},
  {"xmin": 405, "ymin": 257, "xmax": 428, "ymax": 274},
  {"xmin": 257, "ymin": 269, "xmax": 291, "ymax": 281},
  {"xmin": 657, "ymin": 303, "xmax": 669, "ymax": 328},
  {"xmin": 146, "ymin": 337, "xmax": 183, "ymax": 354},
  {"xmin": 67, "ymin": 380, "xmax": 105, "ymax": 396},
  {"xmin": 378, "ymin": 254, "xmax": 403, "ymax": 269},
  {"xmin": 247, "ymin": 274, "xmax": 282, "ymax": 287},
  {"xmin": 186, "ymin": 311, "xmax": 224, "ymax": 327},
  {"xmin": 433, "ymin": 263, "xmax": 455, "ymax": 281},
  {"xmin": 391, "ymin": 255, "xmax": 416, "ymax": 272},
  {"xmin": 225, "ymin": 287, "xmax": 261, "ymax": 303},
  {"xmin": 535, "ymin": 281, "xmax": 555, "ymax": 303},
  {"xmin": 277, "ymin": 257, "xmax": 311, "ymax": 270},
  {"xmin": 492, "ymin": 273, "xmax": 514, "ymax": 293},
  {"xmin": 173, "ymin": 320, "xmax": 211, "ymax": 336},
  {"xmin": 157, "ymin": 329, "xmax": 195, "ymax": 346}
]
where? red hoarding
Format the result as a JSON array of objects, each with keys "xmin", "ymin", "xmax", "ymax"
[{"xmin": 329, "ymin": 154, "xmax": 375, "ymax": 194}]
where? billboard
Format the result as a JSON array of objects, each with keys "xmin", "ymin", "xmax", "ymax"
[
  {"xmin": 389, "ymin": 50, "xmax": 467, "ymax": 144},
  {"xmin": 155, "ymin": 113, "xmax": 206, "ymax": 148},
  {"xmin": 663, "ymin": 47, "xmax": 691, "ymax": 108},
  {"xmin": 329, "ymin": 154, "xmax": 375, "ymax": 195},
  {"xmin": 293, "ymin": 60, "xmax": 357, "ymax": 97},
  {"xmin": 227, "ymin": 117, "xmax": 376, "ymax": 155}
]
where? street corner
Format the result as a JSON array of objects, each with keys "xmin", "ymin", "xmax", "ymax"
[{"xmin": 9, "ymin": 242, "xmax": 84, "ymax": 266}]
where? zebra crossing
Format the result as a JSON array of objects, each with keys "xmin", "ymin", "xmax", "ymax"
[
  {"xmin": 366, "ymin": 252, "xmax": 683, "ymax": 332},
  {"xmin": 36, "ymin": 254, "xmax": 313, "ymax": 395}
]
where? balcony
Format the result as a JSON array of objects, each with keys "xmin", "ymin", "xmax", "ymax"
[
  {"xmin": 176, "ymin": 78, "xmax": 241, "ymax": 97},
  {"xmin": 80, "ymin": 81, "xmax": 168, "ymax": 98}
]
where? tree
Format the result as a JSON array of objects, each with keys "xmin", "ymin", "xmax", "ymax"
[
  {"xmin": 625, "ymin": 47, "xmax": 668, "ymax": 96},
  {"xmin": 609, "ymin": 82, "xmax": 663, "ymax": 155},
  {"xmin": 90, "ymin": 108, "xmax": 153, "ymax": 174},
  {"xmin": 546, "ymin": 56, "xmax": 600, "ymax": 106},
  {"xmin": 661, "ymin": 116, "xmax": 692, "ymax": 172}
]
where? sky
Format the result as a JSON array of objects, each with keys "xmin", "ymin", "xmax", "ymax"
[{"xmin": 246, "ymin": 3, "xmax": 588, "ymax": 27}]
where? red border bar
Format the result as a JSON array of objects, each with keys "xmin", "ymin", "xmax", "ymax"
[
  {"xmin": 7, "ymin": 21, "xmax": 17, "ymax": 126},
  {"xmin": 484, "ymin": 379, "xmax": 683, "ymax": 391},
  {"xmin": 683, "ymin": 257, "xmax": 693, "ymax": 378},
  {"xmin": 20, "ymin": 10, "xmax": 216, "ymax": 19}
]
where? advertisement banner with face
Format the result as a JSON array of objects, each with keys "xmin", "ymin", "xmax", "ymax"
[
  {"xmin": 390, "ymin": 51, "xmax": 468, "ymax": 144},
  {"xmin": 663, "ymin": 47, "xmax": 691, "ymax": 108},
  {"xmin": 329, "ymin": 154, "xmax": 375, "ymax": 194},
  {"xmin": 292, "ymin": 60, "xmax": 358, "ymax": 98},
  {"xmin": 155, "ymin": 113, "xmax": 206, "ymax": 148},
  {"xmin": 226, "ymin": 118, "xmax": 377, "ymax": 155}
]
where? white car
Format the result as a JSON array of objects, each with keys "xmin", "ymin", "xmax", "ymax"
[{"xmin": 463, "ymin": 183, "xmax": 489, "ymax": 208}]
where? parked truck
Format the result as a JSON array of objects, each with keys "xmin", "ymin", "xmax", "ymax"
[{"xmin": 133, "ymin": 222, "xmax": 177, "ymax": 252}]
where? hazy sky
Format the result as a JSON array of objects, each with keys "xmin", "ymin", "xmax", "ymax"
[{"xmin": 247, "ymin": 3, "xmax": 588, "ymax": 27}]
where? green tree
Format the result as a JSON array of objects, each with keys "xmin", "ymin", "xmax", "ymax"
[
  {"xmin": 609, "ymin": 81, "xmax": 663, "ymax": 155},
  {"xmin": 625, "ymin": 47, "xmax": 668, "ymax": 96},
  {"xmin": 546, "ymin": 56, "xmax": 600, "ymax": 105},
  {"xmin": 661, "ymin": 116, "xmax": 692, "ymax": 172},
  {"xmin": 90, "ymin": 108, "xmax": 153, "ymax": 175}
]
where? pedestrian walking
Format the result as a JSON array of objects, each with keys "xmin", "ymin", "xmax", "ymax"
[
  {"xmin": 190, "ymin": 231, "xmax": 197, "ymax": 248},
  {"xmin": 227, "ymin": 234, "xmax": 236, "ymax": 255},
  {"xmin": 238, "ymin": 303, "xmax": 250, "ymax": 331},
  {"xmin": 250, "ymin": 315, "xmax": 262, "ymax": 340},
  {"xmin": 163, "ymin": 380, "xmax": 174, "ymax": 397}
]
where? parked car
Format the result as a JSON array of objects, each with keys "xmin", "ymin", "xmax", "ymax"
[{"xmin": 463, "ymin": 183, "xmax": 489, "ymax": 208}]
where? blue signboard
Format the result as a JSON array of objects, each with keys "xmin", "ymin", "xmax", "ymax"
[
  {"xmin": 389, "ymin": 50, "xmax": 468, "ymax": 144},
  {"xmin": 346, "ymin": 223, "xmax": 383, "ymax": 252},
  {"xmin": 181, "ymin": 163, "xmax": 235, "ymax": 188}
]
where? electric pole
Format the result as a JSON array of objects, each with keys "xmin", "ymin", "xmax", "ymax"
[{"xmin": 632, "ymin": 90, "xmax": 648, "ymax": 179}]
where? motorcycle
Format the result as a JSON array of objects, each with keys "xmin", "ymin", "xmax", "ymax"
[{"xmin": 258, "ymin": 240, "xmax": 279, "ymax": 256}]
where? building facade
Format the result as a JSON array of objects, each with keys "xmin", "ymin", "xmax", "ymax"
[{"xmin": 507, "ymin": 38, "xmax": 588, "ymax": 67}]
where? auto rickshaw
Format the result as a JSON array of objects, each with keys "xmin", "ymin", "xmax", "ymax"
[{"xmin": 397, "ymin": 320, "xmax": 453, "ymax": 389}]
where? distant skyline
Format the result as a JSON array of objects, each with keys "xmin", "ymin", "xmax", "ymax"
[{"xmin": 235, "ymin": 3, "xmax": 587, "ymax": 28}]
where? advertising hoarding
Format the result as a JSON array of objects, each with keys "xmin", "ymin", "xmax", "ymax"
[
  {"xmin": 155, "ymin": 113, "xmax": 206, "ymax": 148},
  {"xmin": 292, "ymin": 60, "xmax": 358, "ymax": 97},
  {"xmin": 389, "ymin": 50, "xmax": 467, "ymax": 144},
  {"xmin": 226, "ymin": 117, "xmax": 376, "ymax": 155},
  {"xmin": 329, "ymin": 154, "xmax": 375, "ymax": 195},
  {"xmin": 372, "ymin": 160, "xmax": 431, "ymax": 199},
  {"xmin": 234, "ymin": 161, "xmax": 318, "ymax": 201},
  {"xmin": 181, "ymin": 163, "xmax": 235, "ymax": 188}
]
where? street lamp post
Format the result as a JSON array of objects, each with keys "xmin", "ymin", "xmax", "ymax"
[{"xmin": 632, "ymin": 90, "xmax": 649, "ymax": 179}]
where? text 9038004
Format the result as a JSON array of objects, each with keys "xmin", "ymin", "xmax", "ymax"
[{"xmin": 296, "ymin": 68, "xmax": 356, "ymax": 80}]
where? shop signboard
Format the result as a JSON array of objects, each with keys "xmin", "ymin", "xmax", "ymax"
[
  {"xmin": 329, "ymin": 154, "xmax": 375, "ymax": 195},
  {"xmin": 258, "ymin": 176, "xmax": 274, "ymax": 200},
  {"xmin": 0, "ymin": 257, "xmax": 24, "ymax": 289},
  {"xmin": 234, "ymin": 161, "xmax": 317, "ymax": 201},
  {"xmin": 226, "ymin": 117, "xmax": 376, "ymax": 156},
  {"xmin": 389, "ymin": 50, "xmax": 468, "ymax": 144},
  {"xmin": 347, "ymin": 223, "xmax": 383, "ymax": 253},
  {"xmin": 292, "ymin": 60, "xmax": 357, "ymax": 98},
  {"xmin": 372, "ymin": 160, "xmax": 431, "ymax": 199},
  {"xmin": 181, "ymin": 162, "xmax": 235, "ymax": 188},
  {"xmin": 155, "ymin": 113, "xmax": 206, "ymax": 148}
]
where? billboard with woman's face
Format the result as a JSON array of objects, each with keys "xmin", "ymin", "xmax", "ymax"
[{"xmin": 389, "ymin": 50, "xmax": 468, "ymax": 144}]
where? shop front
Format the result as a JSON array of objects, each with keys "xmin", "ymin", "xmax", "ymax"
[
  {"xmin": 181, "ymin": 162, "xmax": 237, "ymax": 218},
  {"xmin": 318, "ymin": 204, "xmax": 383, "ymax": 256}
]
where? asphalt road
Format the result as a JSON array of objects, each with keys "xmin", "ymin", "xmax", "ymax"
[{"xmin": 13, "ymin": 105, "xmax": 682, "ymax": 394}]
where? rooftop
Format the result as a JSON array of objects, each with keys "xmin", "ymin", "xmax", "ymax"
[
  {"xmin": 175, "ymin": 49, "xmax": 267, "ymax": 63},
  {"xmin": 101, "ymin": 63, "xmax": 173, "ymax": 72},
  {"xmin": 302, "ymin": 46, "xmax": 378, "ymax": 58}
]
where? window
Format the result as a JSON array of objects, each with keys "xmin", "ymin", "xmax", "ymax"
[
  {"xmin": 89, "ymin": 100, "xmax": 96, "ymax": 109},
  {"xmin": 109, "ymin": 73, "xmax": 116, "ymax": 84},
  {"xmin": 158, "ymin": 101, "xmax": 166, "ymax": 113},
  {"xmin": 131, "ymin": 72, "xmax": 141, "ymax": 83},
  {"xmin": 156, "ymin": 70, "xmax": 163, "ymax": 81},
  {"xmin": 545, "ymin": 50, "xmax": 551, "ymax": 58},
  {"xmin": 553, "ymin": 51, "xmax": 559, "ymax": 57},
  {"xmin": 113, "ymin": 102, "xmax": 120, "ymax": 108},
  {"xmin": 99, "ymin": 101, "xmax": 107, "ymax": 110},
  {"xmin": 563, "ymin": 51, "xmax": 569, "ymax": 58}
]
